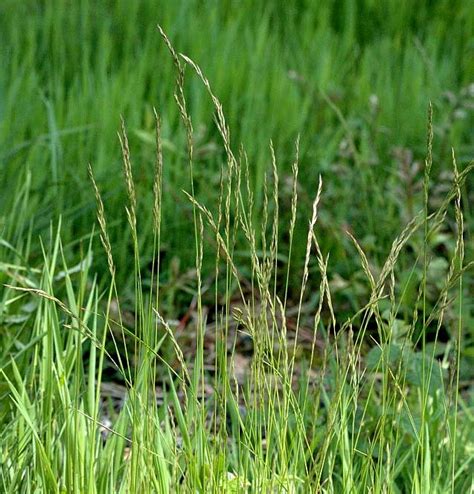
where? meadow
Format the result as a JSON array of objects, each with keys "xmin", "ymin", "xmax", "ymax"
[{"xmin": 0, "ymin": 1, "xmax": 473, "ymax": 492}]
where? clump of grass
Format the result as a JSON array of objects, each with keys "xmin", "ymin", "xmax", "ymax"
[{"xmin": 1, "ymin": 28, "xmax": 473, "ymax": 493}]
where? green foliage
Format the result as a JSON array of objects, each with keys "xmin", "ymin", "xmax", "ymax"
[
  {"xmin": 1, "ymin": 0, "xmax": 473, "ymax": 305},
  {"xmin": 0, "ymin": 2, "xmax": 473, "ymax": 492}
]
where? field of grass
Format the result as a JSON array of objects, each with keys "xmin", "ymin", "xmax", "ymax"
[{"xmin": 1, "ymin": 1, "xmax": 473, "ymax": 492}]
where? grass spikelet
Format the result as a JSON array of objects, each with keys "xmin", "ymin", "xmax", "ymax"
[
  {"xmin": 88, "ymin": 163, "xmax": 116, "ymax": 278},
  {"xmin": 118, "ymin": 117, "xmax": 137, "ymax": 235},
  {"xmin": 152, "ymin": 108, "xmax": 163, "ymax": 237}
]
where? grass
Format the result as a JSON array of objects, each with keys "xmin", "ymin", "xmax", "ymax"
[
  {"xmin": 1, "ymin": 2, "xmax": 474, "ymax": 492},
  {"xmin": 1, "ymin": 1, "xmax": 473, "ymax": 289}
]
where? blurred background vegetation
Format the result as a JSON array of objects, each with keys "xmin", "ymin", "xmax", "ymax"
[{"xmin": 1, "ymin": 0, "xmax": 473, "ymax": 327}]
